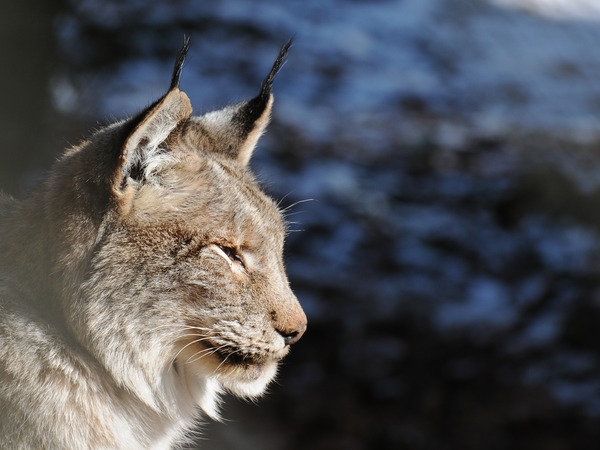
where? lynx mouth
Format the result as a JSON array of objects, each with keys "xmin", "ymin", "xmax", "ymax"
[
  {"xmin": 182, "ymin": 338, "xmax": 282, "ymax": 396},
  {"xmin": 205, "ymin": 340, "xmax": 270, "ymax": 368},
  {"xmin": 212, "ymin": 344, "xmax": 260, "ymax": 366}
]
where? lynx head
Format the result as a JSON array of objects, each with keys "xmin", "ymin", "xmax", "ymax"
[{"xmin": 46, "ymin": 39, "xmax": 306, "ymax": 419}]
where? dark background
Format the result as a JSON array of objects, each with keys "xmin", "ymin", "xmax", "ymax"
[{"xmin": 2, "ymin": 0, "xmax": 600, "ymax": 448}]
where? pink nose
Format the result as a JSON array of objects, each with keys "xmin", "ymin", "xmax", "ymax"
[{"xmin": 272, "ymin": 305, "xmax": 307, "ymax": 346}]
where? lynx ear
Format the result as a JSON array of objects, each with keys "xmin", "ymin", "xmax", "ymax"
[
  {"xmin": 195, "ymin": 40, "xmax": 292, "ymax": 166},
  {"xmin": 118, "ymin": 38, "xmax": 193, "ymax": 188}
]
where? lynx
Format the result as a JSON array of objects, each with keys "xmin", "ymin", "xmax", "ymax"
[{"xmin": 0, "ymin": 39, "xmax": 307, "ymax": 449}]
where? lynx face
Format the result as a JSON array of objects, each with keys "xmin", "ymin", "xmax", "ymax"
[{"xmin": 50, "ymin": 40, "xmax": 306, "ymax": 419}]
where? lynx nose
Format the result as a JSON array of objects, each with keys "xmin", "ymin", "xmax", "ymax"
[
  {"xmin": 277, "ymin": 322, "xmax": 307, "ymax": 346},
  {"xmin": 272, "ymin": 309, "xmax": 307, "ymax": 346}
]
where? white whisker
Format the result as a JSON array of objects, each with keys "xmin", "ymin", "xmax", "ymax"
[
  {"xmin": 280, "ymin": 198, "xmax": 314, "ymax": 214},
  {"xmin": 186, "ymin": 343, "xmax": 231, "ymax": 365},
  {"xmin": 213, "ymin": 348, "xmax": 244, "ymax": 374},
  {"xmin": 276, "ymin": 191, "xmax": 295, "ymax": 208}
]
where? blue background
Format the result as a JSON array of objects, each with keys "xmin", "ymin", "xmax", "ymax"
[{"xmin": 2, "ymin": 1, "xmax": 600, "ymax": 448}]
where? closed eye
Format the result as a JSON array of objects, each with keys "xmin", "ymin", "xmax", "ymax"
[{"xmin": 216, "ymin": 244, "xmax": 246, "ymax": 270}]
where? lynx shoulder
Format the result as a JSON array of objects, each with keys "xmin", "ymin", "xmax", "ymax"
[{"xmin": 0, "ymin": 39, "xmax": 306, "ymax": 449}]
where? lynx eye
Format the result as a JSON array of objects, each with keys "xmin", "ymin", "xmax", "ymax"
[{"xmin": 217, "ymin": 244, "xmax": 246, "ymax": 269}]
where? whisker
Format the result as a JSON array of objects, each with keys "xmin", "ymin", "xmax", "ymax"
[
  {"xmin": 170, "ymin": 339, "xmax": 203, "ymax": 369},
  {"xmin": 276, "ymin": 191, "xmax": 295, "ymax": 208},
  {"xmin": 169, "ymin": 335, "xmax": 215, "ymax": 369},
  {"xmin": 186, "ymin": 343, "xmax": 230, "ymax": 365},
  {"xmin": 139, "ymin": 323, "xmax": 212, "ymax": 337},
  {"xmin": 213, "ymin": 347, "xmax": 246, "ymax": 374},
  {"xmin": 280, "ymin": 198, "xmax": 314, "ymax": 214},
  {"xmin": 282, "ymin": 210, "xmax": 308, "ymax": 218},
  {"xmin": 184, "ymin": 348, "xmax": 216, "ymax": 365}
]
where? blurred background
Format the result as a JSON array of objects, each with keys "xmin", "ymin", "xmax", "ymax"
[{"xmin": 2, "ymin": 0, "xmax": 600, "ymax": 448}]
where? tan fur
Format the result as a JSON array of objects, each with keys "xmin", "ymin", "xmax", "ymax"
[{"xmin": 0, "ymin": 46, "xmax": 306, "ymax": 449}]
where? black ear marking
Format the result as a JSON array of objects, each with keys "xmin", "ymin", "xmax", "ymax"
[
  {"xmin": 170, "ymin": 35, "xmax": 191, "ymax": 91},
  {"xmin": 234, "ymin": 39, "xmax": 292, "ymax": 136},
  {"xmin": 259, "ymin": 38, "xmax": 293, "ymax": 101}
]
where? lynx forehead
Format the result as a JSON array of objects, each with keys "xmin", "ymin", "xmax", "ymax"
[{"xmin": 0, "ymin": 39, "xmax": 307, "ymax": 449}]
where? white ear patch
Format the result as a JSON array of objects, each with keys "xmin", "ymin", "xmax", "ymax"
[
  {"xmin": 187, "ymin": 93, "xmax": 273, "ymax": 167},
  {"xmin": 237, "ymin": 94, "xmax": 274, "ymax": 166},
  {"xmin": 121, "ymin": 89, "xmax": 192, "ymax": 183}
]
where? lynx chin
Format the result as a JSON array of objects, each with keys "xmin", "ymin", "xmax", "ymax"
[{"xmin": 0, "ymin": 39, "xmax": 307, "ymax": 449}]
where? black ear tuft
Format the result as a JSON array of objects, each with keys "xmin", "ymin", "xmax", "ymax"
[
  {"xmin": 170, "ymin": 35, "xmax": 191, "ymax": 91},
  {"xmin": 189, "ymin": 40, "xmax": 292, "ymax": 166},
  {"xmin": 235, "ymin": 39, "xmax": 292, "ymax": 136},
  {"xmin": 259, "ymin": 38, "xmax": 292, "ymax": 102}
]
